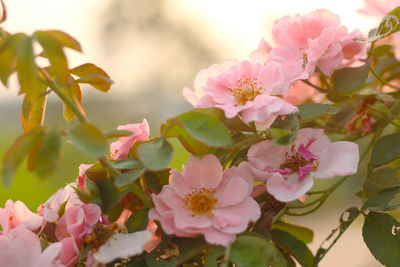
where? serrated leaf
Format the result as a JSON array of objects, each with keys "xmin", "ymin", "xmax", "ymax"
[
  {"xmin": 126, "ymin": 208, "xmax": 149, "ymax": 233},
  {"xmin": 332, "ymin": 59, "xmax": 371, "ymax": 95},
  {"xmin": 362, "ymin": 212, "xmax": 400, "ymax": 267},
  {"xmin": 271, "ymin": 222, "xmax": 314, "ymax": 244},
  {"xmin": 68, "ymin": 122, "xmax": 108, "ymax": 157},
  {"xmin": 271, "ymin": 229, "xmax": 314, "ymax": 267},
  {"xmin": 44, "ymin": 30, "xmax": 82, "ymax": 52},
  {"xmin": 138, "ymin": 138, "xmax": 173, "ymax": 171},
  {"xmin": 313, "ymin": 207, "xmax": 360, "ymax": 266},
  {"xmin": 0, "ymin": 33, "xmax": 24, "ymax": 86},
  {"xmin": 297, "ymin": 104, "xmax": 339, "ymax": 123},
  {"xmin": 363, "ymin": 187, "xmax": 400, "ymax": 211},
  {"xmin": 34, "ymin": 127, "xmax": 61, "ymax": 179},
  {"xmin": 2, "ymin": 127, "xmax": 45, "ymax": 187},
  {"xmin": 370, "ymin": 133, "xmax": 400, "ymax": 167},
  {"xmin": 16, "ymin": 35, "xmax": 43, "ymax": 99},
  {"xmin": 115, "ymin": 168, "xmax": 145, "ymax": 187},
  {"xmin": 176, "ymin": 111, "xmax": 232, "ymax": 147},
  {"xmin": 34, "ymin": 31, "xmax": 70, "ymax": 86}
]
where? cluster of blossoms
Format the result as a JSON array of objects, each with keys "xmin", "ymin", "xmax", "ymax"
[{"xmin": 3, "ymin": 5, "xmax": 383, "ymax": 266}]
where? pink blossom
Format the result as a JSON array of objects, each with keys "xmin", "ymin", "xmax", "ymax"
[
  {"xmin": 55, "ymin": 203, "xmax": 101, "ymax": 242},
  {"xmin": 183, "ymin": 60, "xmax": 237, "ymax": 106},
  {"xmin": 40, "ymin": 183, "xmax": 83, "ymax": 223},
  {"xmin": 245, "ymin": 128, "xmax": 359, "ymax": 202},
  {"xmin": 0, "ymin": 200, "xmax": 42, "ymax": 234},
  {"xmin": 149, "ymin": 155, "xmax": 260, "ymax": 246},
  {"xmin": 196, "ymin": 60, "xmax": 298, "ymax": 126},
  {"xmin": 110, "ymin": 119, "xmax": 150, "ymax": 160},
  {"xmin": 283, "ymin": 74, "xmax": 325, "ymax": 105},
  {"xmin": 77, "ymin": 163, "xmax": 93, "ymax": 191},
  {"xmin": 0, "ymin": 227, "xmax": 64, "ymax": 267},
  {"xmin": 250, "ymin": 38, "xmax": 272, "ymax": 64},
  {"xmin": 270, "ymin": 9, "xmax": 365, "ymax": 76}
]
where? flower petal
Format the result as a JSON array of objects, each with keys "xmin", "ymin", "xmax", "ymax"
[{"xmin": 266, "ymin": 173, "xmax": 314, "ymax": 202}]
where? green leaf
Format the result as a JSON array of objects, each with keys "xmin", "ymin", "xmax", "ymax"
[
  {"xmin": 332, "ymin": 59, "xmax": 371, "ymax": 95},
  {"xmin": 297, "ymin": 104, "xmax": 339, "ymax": 123},
  {"xmin": 356, "ymin": 7, "xmax": 400, "ymax": 43},
  {"xmin": 126, "ymin": 208, "xmax": 149, "ymax": 233},
  {"xmin": 105, "ymin": 130, "xmax": 133, "ymax": 139},
  {"xmin": 96, "ymin": 178, "xmax": 129, "ymax": 213},
  {"xmin": 370, "ymin": 133, "xmax": 400, "ymax": 167},
  {"xmin": 43, "ymin": 30, "xmax": 82, "ymax": 52},
  {"xmin": 68, "ymin": 122, "xmax": 108, "ymax": 157},
  {"xmin": 271, "ymin": 222, "xmax": 314, "ymax": 244},
  {"xmin": 230, "ymin": 245, "xmax": 266, "ymax": 267},
  {"xmin": 364, "ymin": 167, "xmax": 400, "ymax": 193},
  {"xmin": 112, "ymin": 159, "xmax": 143, "ymax": 170},
  {"xmin": 34, "ymin": 127, "xmax": 61, "ymax": 179},
  {"xmin": 313, "ymin": 207, "xmax": 360, "ymax": 266},
  {"xmin": 269, "ymin": 114, "xmax": 299, "ymax": 145},
  {"xmin": 138, "ymin": 138, "xmax": 173, "ymax": 171},
  {"xmin": 70, "ymin": 63, "xmax": 113, "ymax": 92},
  {"xmin": 362, "ymin": 212, "xmax": 400, "ymax": 267},
  {"xmin": 2, "ymin": 127, "xmax": 45, "ymax": 187},
  {"xmin": 16, "ymin": 35, "xmax": 43, "ymax": 99},
  {"xmin": 62, "ymin": 78, "xmax": 82, "ymax": 123},
  {"xmin": 115, "ymin": 168, "xmax": 145, "ymax": 187},
  {"xmin": 34, "ymin": 31, "xmax": 70, "ymax": 86},
  {"xmin": 0, "ymin": 33, "xmax": 24, "ymax": 86},
  {"xmin": 363, "ymin": 187, "xmax": 400, "ymax": 211},
  {"xmin": 176, "ymin": 110, "xmax": 232, "ymax": 147},
  {"xmin": 161, "ymin": 120, "xmax": 210, "ymax": 156},
  {"xmin": 371, "ymin": 44, "xmax": 393, "ymax": 57},
  {"xmin": 21, "ymin": 91, "xmax": 47, "ymax": 132},
  {"xmin": 85, "ymin": 176, "xmax": 102, "ymax": 206},
  {"xmin": 271, "ymin": 229, "xmax": 314, "ymax": 267}
]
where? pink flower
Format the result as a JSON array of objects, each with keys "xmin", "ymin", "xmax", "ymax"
[
  {"xmin": 270, "ymin": 9, "xmax": 364, "ymax": 77},
  {"xmin": 183, "ymin": 60, "xmax": 237, "ymax": 106},
  {"xmin": 55, "ymin": 203, "xmax": 101, "ymax": 241},
  {"xmin": 40, "ymin": 183, "xmax": 83, "ymax": 223},
  {"xmin": 250, "ymin": 38, "xmax": 272, "ymax": 64},
  {"xmin": 149, "ymin": 155, "xmax": 260, "ymax": 246},
  {"xmin": 283, "ymin": 74, "xmax": 325, "ymax": 105},
  {"xmin": 77, "ymin": 163, "xmax": 93, "ymax": 191},
  {"xmin": 245, "ymin": 128, "xmax": 359, "ymax": 202},
  {"xmin": 0, "ymin": 200, "xmax": 43, "ymax": 234},
  {"xmin": 196, "ymin": 60, "xmax": 298, "ymax": 126},
  {"xmin": 0, "ymin": 227, "xmax": 64, "ymax": 267},
  {"xmin": 110, "ymin": 119, "xmax": 150, "ymax": 160}
]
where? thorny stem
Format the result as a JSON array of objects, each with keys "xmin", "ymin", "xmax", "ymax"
[{"xmin": 369, "ymin": 67, "xmax": 400, "ymax": 91}]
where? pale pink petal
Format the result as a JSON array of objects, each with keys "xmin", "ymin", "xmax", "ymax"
[
  {"xmin": 93, "ymin": 231, "xmax": 151, "ymax": 264},
  {"xmin": 82, "ymin": 204, "xmax": 101, "ymax": 226},
  {"xmin": 312, "ymin": 141, "xmax": 359, "ymax": 179},
  {"xmin": 266, "ymin": 173, "xmax": 314, "ymax": 202},
  {"xmin": 248, "ymin": 140, "xmax": 290, "ymax": 173},
  {"xmin": 59, "ymin": 237, "xmax": 80, "ymax": 267},
  {"xmin": 214, "ymin": 176, "xmax": 250, "ymax": 208},
  {"xmin": 38, "ymin": 242, "xmax": 63, "ymax": 267},
  {"xmin": 182, "ymin": 87, "xmax": 198, "ymax": 106},
  {"xmin": 200, "ymin": 226, "xmax": 236, "ymax": 246},
  {"xmin": 250, "ymin": 38, "xmax": 272, "ymax": 64},
  {"xmin": 182, "ymin": 155, "xmax": 223, "ymax": 189}
]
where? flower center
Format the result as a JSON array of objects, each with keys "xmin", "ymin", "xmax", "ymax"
[
  {"xmin": 231, "ymin": 78, "xmax": 263, "ymax": 106},
  {"xmin": 84, "ymin": 224, "xmax": 114, "ymax": 249},
  {"xmin": 183, "ymin": 187, "xmax": 218, "ymax": 217},
  {"xmin": 280, "ymin": 146, "xmax": 310, "ymax": 172}
]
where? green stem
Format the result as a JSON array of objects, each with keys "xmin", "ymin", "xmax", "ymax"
[
  {"xmin": 301, "ymin": 79, "xmax": 327, "ymax": 93},
  {"xmin": 369, "ymin": 67, "xmax": 400, "ymax": 91},
  {"xmin": 221, "ymin": 242, "xmax": 232, "ymax": 267},
  {"xmin": 129, "ymin": 183, "xmax": 153, "ymax": 209},
  {"xmin": 40, "ymin": 68, "xmax": 88, "ymax": 124}
]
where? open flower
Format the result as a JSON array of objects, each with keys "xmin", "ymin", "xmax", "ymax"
[
  {"xmin": 0, "ymin": 200, "xmax": 43, "ymax": 234},
  {"xmin": 149, "ymin": 155, "xmax": 260, "ymax": 246},
  {"xmin": 245, "ymin": 128, "xmax": 359, "ymax": 202},
  {"xmin": 195, "ymin": 60, "xmax": 298, "ymax": 127},
  {"xmin": 110, "ymin": 119, "xmax": 150, "ymax": 160}
]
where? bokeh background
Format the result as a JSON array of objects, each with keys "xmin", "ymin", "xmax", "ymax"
[{"xmin": 0, "ymin": 0, "xmax": 384, "ymax": 266}]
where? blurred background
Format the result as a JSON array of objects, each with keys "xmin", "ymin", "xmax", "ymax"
[{"xmin": 0, "ymin": 0, "xmax": 383, "ymax": 266}]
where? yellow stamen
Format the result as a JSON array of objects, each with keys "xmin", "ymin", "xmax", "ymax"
[
  {"xmin": 230, "ymin": 78, "xmax": 263, "ymax": 106},
  {"xmin": 183, "ymin": 187, "xmax": 218, "ymax": 217}
]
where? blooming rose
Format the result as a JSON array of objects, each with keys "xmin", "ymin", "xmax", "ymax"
[
  {"xmin": 0, "ymin": 200, "xmax": 43, "ymax": 234},
  {"xmin": 149, "ymin": 155, "xmax": 260, "ymax": 246},
  {"xmin": 195, "ymin": 60, "xmax": 298, "ymax": 127},
  {"xmin": 110, "ymin": 119, "xmax": 150, "ymax": 160},
  {"xmin": 244, "ymin": 128, "xmax": 359, "ymax": 202}
]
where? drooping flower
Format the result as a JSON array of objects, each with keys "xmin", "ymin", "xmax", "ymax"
[
  {"xmin": 110, "ymin": 119, "xmax": 150, "ymax": 160},
  {"xmin": 244, "ymin": 128, "xmax": 359, "ymax": 202},
  {"xmin": 149, "ymin": 155, "xmax": 260, "ymax": 246},
  {"xmin": 194, "ymin": 60, "xmax": 298, "ymax": 127},
  {"xmin": 0, "ymin": 200, "xmax": 43, "ymax": 234},
  {"xmin": 93, "ymin": 231, "xmax": 151, "ymax": 264}
]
